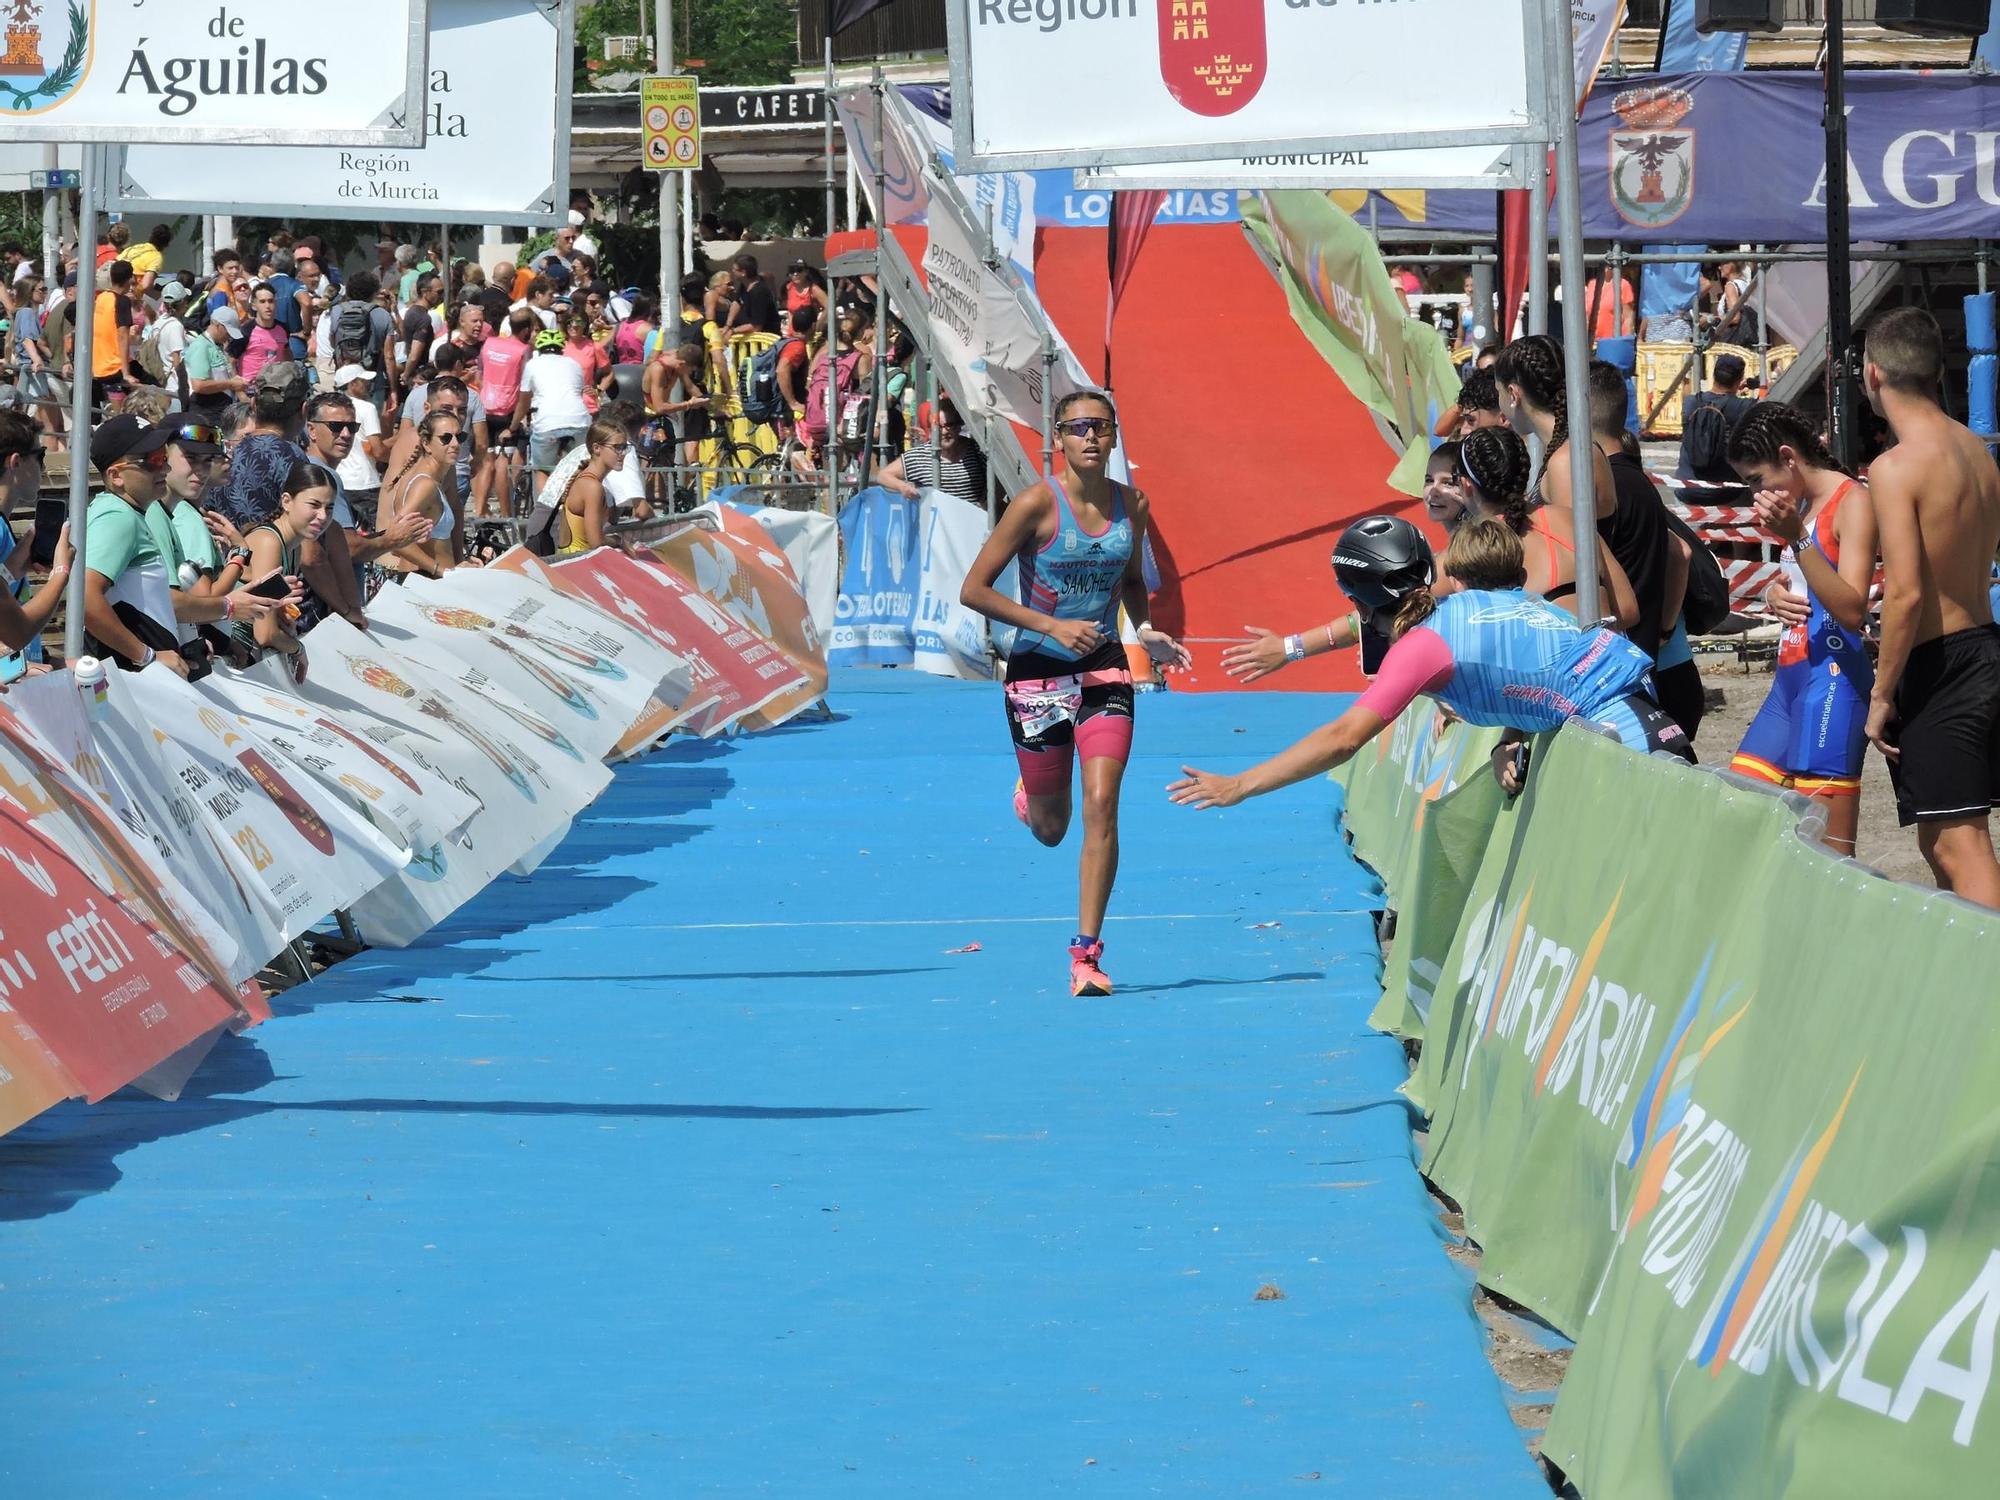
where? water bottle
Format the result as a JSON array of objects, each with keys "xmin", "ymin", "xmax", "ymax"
[{"xmin": 74, "ymin": 655, "xmax": 109, "ymax": 722}]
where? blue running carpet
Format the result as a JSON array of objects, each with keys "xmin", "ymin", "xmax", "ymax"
[{"xmin": 0, "ymin": 669, "xmax": 1543, "ymax": 1497}]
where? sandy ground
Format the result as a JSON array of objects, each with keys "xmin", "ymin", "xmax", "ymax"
[{"xmin": 1691, "ymin": 652, "xmax": 1995, "ymax": 893}]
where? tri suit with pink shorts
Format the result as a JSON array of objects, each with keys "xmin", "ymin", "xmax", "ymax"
[{"xmin": 1004, "ymin": 483, "xmax": 1136, "ymax": 796}]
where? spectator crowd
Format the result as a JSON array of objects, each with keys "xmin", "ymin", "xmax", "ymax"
[{"xmin": 0, "ymin": 214, "xmax": 988, "ymax": 682}]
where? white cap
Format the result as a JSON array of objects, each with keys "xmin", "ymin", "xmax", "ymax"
[
  {"xmin": 567, "ymin": 209, "xmax": 586, "ymax": 228},
  {"xmin": 333, "ymin": 362, "xmax": 370, "ymax": 387}
]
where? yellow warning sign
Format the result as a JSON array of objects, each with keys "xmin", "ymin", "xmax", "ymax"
[{"xmin": 641, "ymin": 77, "xmax": 701, "ymax": 171}]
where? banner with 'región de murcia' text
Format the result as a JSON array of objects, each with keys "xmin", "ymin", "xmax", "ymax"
[
  {"xmin": 115, "ymin": 0, "xmax": 567, "ymax": 225},
  {"xmin": 1340, "ymin": 702, "xmax": 2000, "ymax": 1498},
  {"xmin": 948, "ymin": 0, "xmax": 1539, "ymax": 170}
]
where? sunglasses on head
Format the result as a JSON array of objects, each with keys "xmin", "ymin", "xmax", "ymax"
[
  {"xmin": 1055, "ymin": 416, "xmax": 1113, "ymax": 438},
  {"xmin": 174, "ymin": 423, "xmax": 219, "ymax": 447}
]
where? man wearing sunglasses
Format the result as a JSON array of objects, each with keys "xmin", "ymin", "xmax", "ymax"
[
  {"xmin": 82, "ymin": 414, "xmax": 283, "ymax": 675},
  {"xmin": 306, "ymin": 388, "xmax": 432, "ymax": 583}
]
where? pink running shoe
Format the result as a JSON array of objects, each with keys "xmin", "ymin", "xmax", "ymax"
[
  {"xmin": 1069, "ymin": 938, "xmax": 1113, "ymax": 998},
  {"xmin": 1013, "ymin": 778, "xmax": 1030, "ymax": 826}
]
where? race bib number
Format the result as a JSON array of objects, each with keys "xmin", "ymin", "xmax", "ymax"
[{"xmin": 1005, "ymin": 677, "xmax": 1085, "ymax": 740}]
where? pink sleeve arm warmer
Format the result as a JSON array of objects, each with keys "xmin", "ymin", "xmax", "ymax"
[{"xmin": 1354, "ymin": 626, "xmax": 1455, "ymax": 721}]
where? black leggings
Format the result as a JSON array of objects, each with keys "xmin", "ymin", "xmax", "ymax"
[{"xmin": 1653, "ymin": 659, "xmax": 1705, "ymax": 748}]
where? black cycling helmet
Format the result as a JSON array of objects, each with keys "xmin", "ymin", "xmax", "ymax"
[{"xmin": 1332, "ymin": 515, "xmax": 1435, "ymax": 614}]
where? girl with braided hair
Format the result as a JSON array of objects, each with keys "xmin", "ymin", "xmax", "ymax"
[
  {"xmin": 1455, "ymin": 423, "xmax": 1638, "ymax": 629},
  {"xmin": 1491, "ymin": 336, "xmax": 1625, "ymax": 607},
  {"xmin": 1724, "ymin": 401, "xmax": 1877, "ymax": 855}
]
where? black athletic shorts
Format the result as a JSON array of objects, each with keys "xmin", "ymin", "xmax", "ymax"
[
  {"xmin": 1887, "ymin": 622, "xmax": 2000, "ymax": 826},
  {"xmin": 1600, "ymin": 691, "xmax": 1698, "ymax": 764},
  {"xmin": 1002, "ymin": 639, "xmax": 1133, "ymax": 752},
  {"xmin": 1651, "ymin": 658, "xmax": 1706, "ymax": 747}
]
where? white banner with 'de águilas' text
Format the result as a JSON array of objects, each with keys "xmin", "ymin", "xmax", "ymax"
[
  {"xmin": 0, "ymin": 0, "xmax": 428, "ymax": 144},
  {"xmin": 114, "ymin": 0, "xmax": 566, "ymax": 224}
]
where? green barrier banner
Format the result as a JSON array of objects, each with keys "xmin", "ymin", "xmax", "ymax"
[
  {"xmin": 1541, "ymin": 764, "xmax": 2000, "ymax": 1497},
  {"xmin": 1335, "ymin": 701, "xmax": 1501, "ymax": 1047},
  {"xmin": 1370, "ymin": 763, "xmax": 1504, "ymax": 1084},
  {"xmin": 1341, "ymin": 714, "xmax": 2000, "ymax": 1495},
  {"xmin": 1241, "ymin": 191, "xmax": 1459, "ymax": 496},
  {"xmin": 1416, "ymin": 727, "xmax": 1795, "ymax": 1336},
  {"xmin": 1334, "ymin": 700, "xmax": 1499, "ymax": 915}
]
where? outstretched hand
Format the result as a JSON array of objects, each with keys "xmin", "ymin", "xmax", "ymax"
[
  {"xmin": 1138, "ymin": 626, "xmax": 1193, "ymax": 673},
  {"xmin": 1220, "ymin": 627, "xmax": 1285, "ymax": 682},
  {"xmin": 1167, "ymin": 765, "xmax": 1245, "ymax": 810}
]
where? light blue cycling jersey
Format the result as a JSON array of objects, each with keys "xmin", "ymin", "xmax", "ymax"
[{"xmin": 1422, "ymin": 588, "xmax": 1656, "ymax": 730}]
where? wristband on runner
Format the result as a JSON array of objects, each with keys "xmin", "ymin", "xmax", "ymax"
[{"xmin": 1283, "ymin": 633, "xmax": 1307, "ymax": 662}]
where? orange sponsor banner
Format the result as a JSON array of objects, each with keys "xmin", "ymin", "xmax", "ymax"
[
  {"xmin": 487, "ymin": 547, "xmax": 711, "ymax": 754},
  {"xmin": 0, "ymin": 1002, "xmax": 80, "ymax": 1137},
  {"xmin": 548, "ymin": 549, "xmax": 766, "ymax": 735},
  {"xmin": 0, "ymin": 797, "xmax": 243, "ymax": 1103},
  {"xmin": 645, "ymin": 523, "xmax": 827, "ymax": 728},
  {"xmin": 0, "ymin": 694, "xmax": 249, "ymax": 1010}
]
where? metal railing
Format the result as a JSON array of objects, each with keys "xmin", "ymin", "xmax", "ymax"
[{"xmin": 1624, "ymin": 0, "xmax": 1876, "ymax": 22}]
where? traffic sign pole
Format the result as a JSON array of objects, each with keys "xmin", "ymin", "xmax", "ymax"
[
  {"xmin": 642, "ymin": 70, "xmax": 701, "ymax": 334},
  {"xmin": 651, "ymin": 0, "xmax": 683, "ymax": 347}
]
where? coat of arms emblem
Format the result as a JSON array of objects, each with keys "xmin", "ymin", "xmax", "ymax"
[
  {"xmin": 0, "ymin": 0, "xmax": 89, "ymax": 113},
  {"xmin": 1610, "ymin": 86, "xmax": 1696, "ymax": 230},
  {"xmin": 1157, "ymin": 0, "xmax": 1265, "ymax": 118}
]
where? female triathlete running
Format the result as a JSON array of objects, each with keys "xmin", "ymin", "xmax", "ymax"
[
  {"xmin": 1724, "ymin": 402, "xmax": 1877, "ymax": 856},
  {"xmin": 1169, "ymin": 516, "xmax": 1692, "ymax": 811},
  {"xmin": 1222, "ymin": 442, "xmax": 1466, "ymax": 683},
  {"xmin": 960, "ymin": 390, "xmax": 1190, "ymax": 997}
]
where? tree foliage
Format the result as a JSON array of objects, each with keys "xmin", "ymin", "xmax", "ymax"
[
  {"xmin": 685, "ymin": 0, "xmax": 797, "ymax": 86},
  {"xmin": 575, "ymin": 0, "xmax": 796, "ymax": 90}
]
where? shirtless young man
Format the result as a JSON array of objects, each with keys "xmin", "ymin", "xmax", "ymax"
[{"xmin": 1861, "ymin": 308, "xmax": 2000, "ymax": 907}]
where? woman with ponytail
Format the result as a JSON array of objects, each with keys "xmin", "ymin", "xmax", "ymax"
[
  {"xmin": 1491, "ymin": 333, "xmax": 1629, "ymax": 595},
  {"xmin": 1170, "ymin": 514, "xmax": 1692, "ymax": 811},
  {"xmin": 1723, "ymin": 401, "xmax": 1877, "ymax": 855},
  {"xmin": 1455, "ymin": 423, "xmax": 1639, "ymax": 629}
]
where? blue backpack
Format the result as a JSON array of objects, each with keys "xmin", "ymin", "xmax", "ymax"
[{"xmin": 742, "ymin": 336, "xmax": 800, "ymax": 424}]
